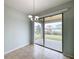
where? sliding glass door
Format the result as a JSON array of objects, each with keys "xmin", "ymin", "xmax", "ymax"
[
  {"xmin": 44, "ymin": 14, "xmax": 62, "ymax": 52},
  {"xmin": 34, "ymin": 14, "xmax": 62, "ymax": 52}
]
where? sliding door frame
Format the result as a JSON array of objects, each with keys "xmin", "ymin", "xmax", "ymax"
[{"xmin": 34, "ymin": 13, "xmax": 64, "ymax": 53}]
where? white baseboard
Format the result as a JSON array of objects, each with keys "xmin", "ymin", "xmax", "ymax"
[{"xmin": 4, "ymin": 43, "xmax": 29, "ymax": 55}]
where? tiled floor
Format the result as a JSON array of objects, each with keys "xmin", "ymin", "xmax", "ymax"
[{"xmin": 5, "ymin": 44, "xmax": 73, "ymax": 59}]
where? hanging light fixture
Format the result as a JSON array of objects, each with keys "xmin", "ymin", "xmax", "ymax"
[{"xmin": 28, "ymin": 0, "xmax": 39, "ymax": 21}]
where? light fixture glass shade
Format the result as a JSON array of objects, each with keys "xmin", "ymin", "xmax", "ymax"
[
  {"xmin": 35, "ymin": 16, "xmax": 39, "ymax": 19},
  {"xmin": 28, "ymin": 15, "xmax": 39, "ymax": 21},
  {"xmin": 28, "ymin": 15, "xmax": 33, "ymax": 18},
  {"xmin": 35, "ymin": 16, "xmax": 39, "ymax": 20}
]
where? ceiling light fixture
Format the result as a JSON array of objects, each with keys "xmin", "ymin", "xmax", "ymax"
[{"xmin": 28, "ymin": 0, "xmax": 39, "ymax": 21}]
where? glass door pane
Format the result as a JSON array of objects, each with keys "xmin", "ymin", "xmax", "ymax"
[
  {"xmin": 44, "ymin": 14, "xmax": 62, "ymax": 52},
  {"xmin": 34, "ymin": 21, "xmax": 43, "ymax": 45}
]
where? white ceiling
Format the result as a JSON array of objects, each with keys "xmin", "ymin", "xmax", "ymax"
[{"xmin": 5, "ymin": 0, "xmax": 72, "ymax": 15}]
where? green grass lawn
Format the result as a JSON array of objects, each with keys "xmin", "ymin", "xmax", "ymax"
[{"xmin": 34, "ymin": 34, "xmax": 62, "ymax": 41}]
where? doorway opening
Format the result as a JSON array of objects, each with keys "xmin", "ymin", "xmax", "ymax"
[{"xmin": 34, "ymin": 14, "xmax": 63, "ymax": 52}]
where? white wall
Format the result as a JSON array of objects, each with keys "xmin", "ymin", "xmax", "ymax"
[{"xmin": 4, "ymin": 5, "xmax": 30, "ymax": 53}]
